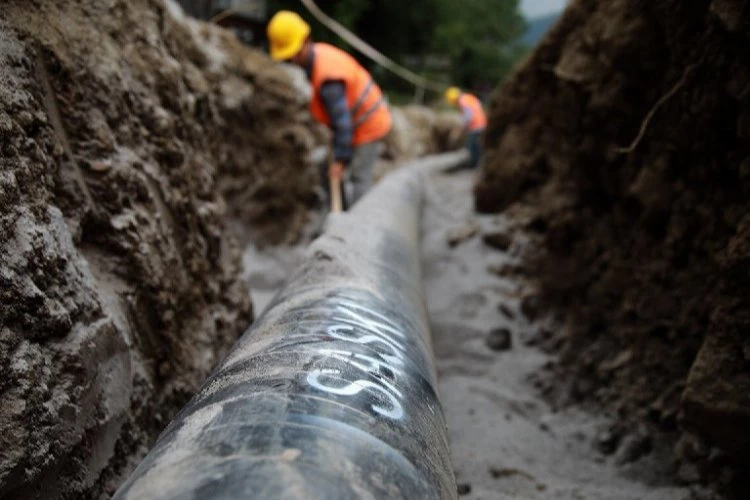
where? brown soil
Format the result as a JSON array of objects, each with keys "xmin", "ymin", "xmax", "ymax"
[
  {"xmin": 476, "ymin": 0, "xmax": 750, "ymax": 497},
  {"xmin": 0, "ymin": 1, "xmax": 324, "ymax": 498}
]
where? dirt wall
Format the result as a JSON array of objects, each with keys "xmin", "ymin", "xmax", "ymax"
[
  {"xmin": 0, "ymin": 0, "xmax": 324, "ymax": 498},
  {"xmin": 477, "ymin": 0, "xmax": 750, "ymax": 496}
]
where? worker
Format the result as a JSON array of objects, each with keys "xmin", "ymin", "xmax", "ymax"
[
  {"xmin": 445, "ymin": 87, "xmax": 487, "ymax": 169},
  {"xmin": 266, "ymin": 11, "xmax": 392, "ymax": 210}
]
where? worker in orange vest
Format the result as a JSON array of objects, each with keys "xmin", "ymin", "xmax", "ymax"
[
  {"xmin": 266, "ymin": 11, "xmax": 392, "ymax": 210},
  {"xmin": 445, "ymin": 87, "xmax": 487, "ymax": 168}
]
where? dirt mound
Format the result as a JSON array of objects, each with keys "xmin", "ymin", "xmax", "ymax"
[
  {"xmin": 0, "ymin": 0, "xmax": 324, "ymax": 498},
  {"xmin": 477, "ymin": 0, "xmax": 750, "ymax": 496}
]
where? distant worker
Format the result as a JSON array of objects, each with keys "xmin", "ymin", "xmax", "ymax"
[
  {"xmin": 266, "ymin": 11, "xmax": 392, "ymax": 211},
  {"xmin": 445, "ymin": 87, "xmax": 487, "ymax": 169}
]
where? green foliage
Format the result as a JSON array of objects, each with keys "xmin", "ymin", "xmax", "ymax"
[
  {"xmin": 433, "ymin": 0, "xmax": 528, "ymax": 87},
  {"xmin": 267, "ymin": 0, "xmax": 528, "ymax": 93}
]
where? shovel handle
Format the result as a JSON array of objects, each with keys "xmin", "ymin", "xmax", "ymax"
[{"xmin": 329, "ymin": 174, "xmax": 343, "ymax": 213}]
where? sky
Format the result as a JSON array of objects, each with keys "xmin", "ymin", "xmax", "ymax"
[{"xmin": 520, "ymin": 0, "xmax": 568, "ymax": 18}]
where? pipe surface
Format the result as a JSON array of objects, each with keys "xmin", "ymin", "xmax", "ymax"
[{"xmin": 113, "ymin": 153, "xmax": 466, "ymax": 500}]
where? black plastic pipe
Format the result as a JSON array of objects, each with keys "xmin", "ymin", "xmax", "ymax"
[{"xmin": 113, "ymin": 153, "xmax": 466, "ymax": 500}]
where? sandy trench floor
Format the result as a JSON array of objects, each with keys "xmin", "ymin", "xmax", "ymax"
[{"xmin": 422, "ymin": 168, "xmax": 696, "ymax": 500}]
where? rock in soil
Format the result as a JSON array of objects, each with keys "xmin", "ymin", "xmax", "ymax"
[
  {"xmin": 456, "ymin": 483, "xmax": 472, "ymax": 496},
  {"xmin": 486, "ymin": 328, "xmax": 513, "ymax": 351},
  {"xmin": 595, "ymin": 427, "xmax": 624, "ymax": 456},
  {"xmin": 497, "ymin": 303, "xmax": 516, "ymax": 319},
  {"xmin": 616, "ymin": 426, "xmax": 653, "ymax": 465},
  {"xmin": 520, "ymin": 293, "xmax": 542, "ymax": 321},
  {"xmin": 447, "ymin": 222, "xmax": 479, "ymax": 247},
  {"xmin": 482, "ymin": 231, "xmax": 513, "ymax": 251},
  {"xmin": 488, "ymin": 263, "xmax": 526, "ymax": 277}
]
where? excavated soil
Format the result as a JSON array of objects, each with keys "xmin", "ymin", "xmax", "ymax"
[
  {"xmin": 0, "ymin": 0, "xmax": 325, "ymax": 498},
  {"xmin": 0, "ymin": 3, "xmax": 465, "ymax": 496},
  {"xmin": 476, "ymin": 0, "xmax": 750, "ymax": 497}
]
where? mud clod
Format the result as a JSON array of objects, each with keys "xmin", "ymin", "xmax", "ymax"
[
  {"xmin": 446, "ymin": 223, "xmax": 479, "ymax": 247},
  {"xmin": 482, "ymin": 231, "xmax": 513, "ymax": 252},
  {"xmin": 497, "ymin": 303, "xmax": 516, "ymax": 319},
  {"xmin": 595, "ymin": 427, "xmax": 623, "ymax": 456},
  {"xmin": 456, "ymin": 483, "xmax": 472, "ymax": 496},
  {"xmin": 616, "ymin": 427, "xmax": 653, "ymax": 465},
  {"xmin": 520, "ymin": 294, "xmax": 542, "ymax": 321},
  {"xmin": 486, "ymin": 328, "xmax": 513, "ymax": 351}
]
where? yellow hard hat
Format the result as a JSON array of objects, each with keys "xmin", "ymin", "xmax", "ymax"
[
  {"xmin": 445, "ymin": 87, "xmax": 461, "ymax": 104},
  {"xmin": 267, "ymin": 11, "xmax": 311, "ymax": 61}
]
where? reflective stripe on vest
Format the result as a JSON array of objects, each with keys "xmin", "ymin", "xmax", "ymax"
[
  {"xmin": 350, "ymin": 78, "xmax": 385, "ymax": 130},
  {"xmin": 351, "ymin": 79, "xmax": 374, "ymax": 117},
  {"xmin": 309, "ymin": 43, "xmax": 392, "ymax": 145},
  {"xmin": 354, "ymin": 98, "xmax": 385, "ymax": 130}
]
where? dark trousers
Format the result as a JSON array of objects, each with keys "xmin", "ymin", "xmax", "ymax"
[{"xmin": 466, "ymin": 130, "xmax": 484, "ymax": 169}]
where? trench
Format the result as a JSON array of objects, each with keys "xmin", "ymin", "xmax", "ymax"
[{"xmin": 112, "ymin": 154, "xmax": 701, "ymax": 499}]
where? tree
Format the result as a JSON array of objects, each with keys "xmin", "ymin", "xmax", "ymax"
[
  {"xmin": 432, "ymin": 0, "xmax": 527, "ymax": 89},
  {"xmin": 267, "ymin": 0, "xmax": 527, "ymax": 94}
]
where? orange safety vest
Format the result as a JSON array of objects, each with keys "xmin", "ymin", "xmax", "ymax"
[
  {"xmin": 457, "ymin": 93, "xmax": 487, "ymax": 132},
  {"xmin": 309, "ymin": 43, "xmax": 392, "ymax": 146}
]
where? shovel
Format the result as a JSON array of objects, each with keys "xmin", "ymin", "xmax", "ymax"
[{"xmin": 329, "ymin": 163, "xmax": 344, "ymax": 213}]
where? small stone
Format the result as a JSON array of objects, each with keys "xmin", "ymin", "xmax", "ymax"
[
  {"xmin": 676, "ymin": 463, "xmax": 701, "ymax": 484},
  {"xmin": 497, "ymin": 303, "xmax": 515, "ymax": 319},
  {"xmin": 486, "ymin": 328, "xmax": 512, "ymax": 351},
  {"xmin": 279, "ymin": 448, "xmax": 302, "ymax": 462},
  {"xmin": 616, "ymin": 426, "xmax": 653, "ymax": 464},
  {"xmin": 447, "ymin": 223, "xmax": 478, "ymax": 247},
  {"xmin": 520, "ymin": 294, "xmax": 542, "ymax": 321},
  {"xmin": 674, "ymin": 433, "xmax": 709, "ymax": 462},
  {"xmin": 599, "ymin": 350, "xmax": 634, "ymax": 373},
  {"xmin": 595, "ymin": 427, "xmax": 623, "ymax": 455},
  {"xmin": 89, "ymin": 160, "xmax": 111, "ymax": 172},
  {"xmin": 482, "ymin": 231, "xmax": 513, "ymax": 251},
  {"xmin": 457, "ymin": 483, "xmax": 472, "ymax": 496},
  {"xmin": 489, "ymin": 467, "xmax": 536, "ymax": 482}
]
